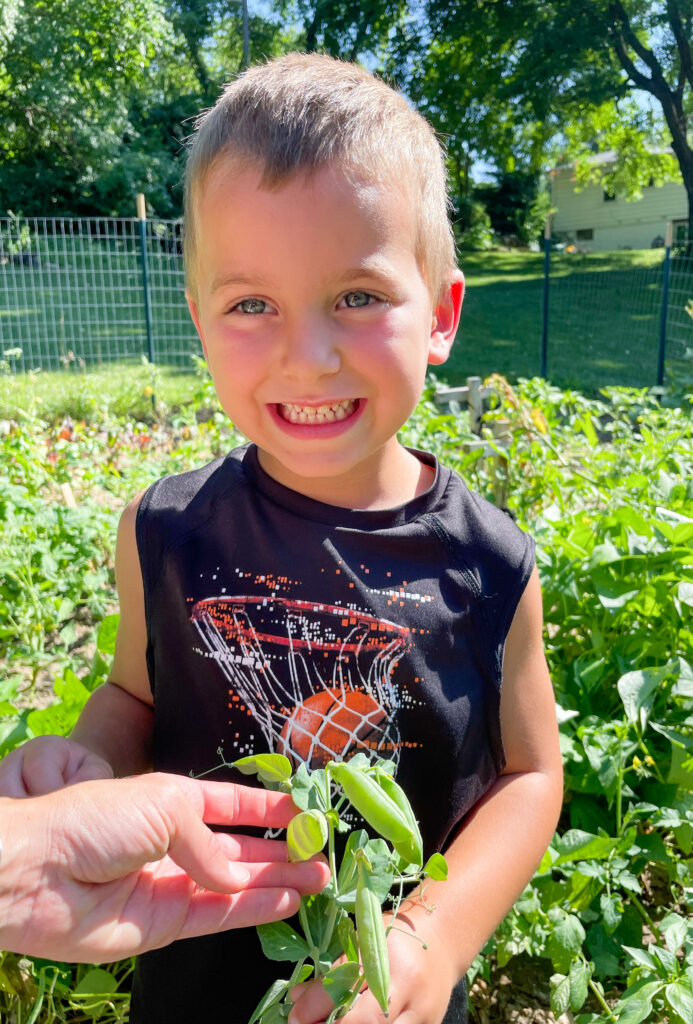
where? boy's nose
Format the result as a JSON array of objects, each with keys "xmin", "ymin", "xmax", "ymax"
[{"xmin": 280, "ymin": 318, "xmax": 341, "ymax": 380}]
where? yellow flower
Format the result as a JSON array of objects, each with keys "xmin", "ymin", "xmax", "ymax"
[
  {"xmin": 632, "ymin": 756, "xmax": 642, "ymax": 769},
  {"xmin": 143, "ymin": 385, "xmax": 154, "ymax": 397},
  {"xmin": 530, "ymin": 408, "xmax": 548, "ymax": 434}
]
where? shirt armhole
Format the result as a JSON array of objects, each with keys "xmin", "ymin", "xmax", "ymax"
[{"xmin": 494, "ymin": 533, "xmax": 536, "ymax": 692}]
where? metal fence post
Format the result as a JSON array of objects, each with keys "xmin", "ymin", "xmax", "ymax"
[
  {"xmin": 657, "ymin": 221, "xmax": 673, "ymax": 388},
  {"xmin": 541, "ymin": 215, "xmax": 551, "ymax": 378},
  {"xmin": 136, "ymin": 193, "xmax": 155, "ymax": 366}
]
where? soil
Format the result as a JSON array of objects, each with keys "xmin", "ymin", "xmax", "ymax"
[{"xmin": 469, "ymin": 956, "xmax": 567, "ymax": 1024}]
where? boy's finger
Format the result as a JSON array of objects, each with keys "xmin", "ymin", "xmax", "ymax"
[
  {"xmin": 287, "ymin": 977, "xmax": 335, "ymax": 1024},
  {"xmin": 22, "ymin": 745, "xmax": 71, "ymax": 796},
  {"xmin": 68, "ymin": 754, "xmax": 114, "ymax": 786},
  {"xmin": 0, "ymin": 753, "xmax": 30, "ymax": 798}
]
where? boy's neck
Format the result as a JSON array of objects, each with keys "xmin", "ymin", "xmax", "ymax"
[{"xmin": 256, "ymin": 442, "xmax": 434, "ymax": 511}]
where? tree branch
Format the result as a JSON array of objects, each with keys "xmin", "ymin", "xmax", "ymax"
[
  {"xmin": 608, "ymin": 17, "xmax": 661, "ymax": 97},
  {"xmin": 668, "ymin": 0, "xmax": 693, "ymax": 93},
  {"xmin": 608, "ymin": 1, "xmax": 666, "ymax": 85}
]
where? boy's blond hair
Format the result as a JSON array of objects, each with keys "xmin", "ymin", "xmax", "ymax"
[{"xmin": 184, "ymin": 52, "xmax": 456, "ymax": 303}]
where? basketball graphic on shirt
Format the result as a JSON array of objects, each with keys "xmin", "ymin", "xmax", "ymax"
[
  {"xmin": 278, "ymin": 688, "xmax": 389, "ymax": 767},
  {"xmin": 191, "ymin": 595, "xmax": 410, "ymax": 768}
]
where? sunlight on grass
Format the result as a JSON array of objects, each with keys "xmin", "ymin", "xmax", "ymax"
[{"xmin": 0, "ymin": 363, "xmax": 200, "ymax": 422}]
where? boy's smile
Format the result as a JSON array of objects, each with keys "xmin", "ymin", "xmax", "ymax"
[{"xmin": 187, "ymin": 161, "xmax": 463, "ymax": 508}]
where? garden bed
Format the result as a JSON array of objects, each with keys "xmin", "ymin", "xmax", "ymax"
[{"xmin": 1, "ymin": 368, "xmax": 691, "ymax": 1023}]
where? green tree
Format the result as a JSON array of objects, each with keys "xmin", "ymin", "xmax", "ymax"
[
  {"xmin": 427, "ymin": 1, "xmax": 693, "ymax": 237},
  {"xmin": 0, "ymin": 0, "xmax": 168, "ymax": 214},
  {"xmin": 280, "ymin": 1, "xmax": 409, "ymax": 62}
]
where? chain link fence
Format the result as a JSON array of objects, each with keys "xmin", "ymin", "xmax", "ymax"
[
  {"xmin": 0, "ymin": 216, "xmax": 198, "ymax": 372},
  {"xmin": 542, "ymin": 240, "xmax": 692, "ymax": 389},
  {"xmin": 1, "ymin": 215, "xmax": 691, "ymax": 390}
]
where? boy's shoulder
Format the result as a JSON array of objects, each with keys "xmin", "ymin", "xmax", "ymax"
[
  {"xmin": 435, "ymin": 461, "xmax": 534, "ymax": 577},
  {"xmin": 136, "ymin": 442, "xmax": 251, "ymax": 542}
]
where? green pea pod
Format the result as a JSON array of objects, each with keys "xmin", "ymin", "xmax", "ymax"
[
  {"xmin": 377, "ymin": 773, "xmax": 423, "ymax": 867},
  {"xmin": 355, "ymin": 861, "xmax": 390, "ymax": 1015},
  {"xmin": 330, "ymin": 763, "xmax": 414, "ymax": 849},
  {"xmin": 286, "ymin": 809, "xmax": 328, "ymax": 862}
]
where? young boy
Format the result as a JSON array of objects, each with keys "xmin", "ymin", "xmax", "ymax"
[{"xmin": 5, "ymin": 53, "xmax": 562, "ymax": 1023}]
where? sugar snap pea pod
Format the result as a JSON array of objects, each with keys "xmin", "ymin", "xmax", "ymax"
[
  {"xmin": 286, "ymin": 809, "xmax": 328, "ymax": 862},
  {"xmin": 376, "ymin": 773, "xmax": 423, "ymax": 867},
  {"xmin": 330, "ymin": 762, "xmax": 415, "ymax": 848},
  {"xmin": 355, "ymin": 860, "xmax": 390, "ymax": 1016}
]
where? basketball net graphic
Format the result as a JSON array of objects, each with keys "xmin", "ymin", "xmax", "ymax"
[{"xmin": 191, "ymin": 596, "xmax": 410, "ymax": 768}]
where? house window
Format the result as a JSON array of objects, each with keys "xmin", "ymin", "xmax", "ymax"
[
  {"xmin": 603, "ymin": 189, "xmax": 616, "ymax": 202},
  {"xmin": 674, "ymin": 220, "xmax": 689, "ymax": 243},
  {"xmin": 576, "ymin": 228, "xmax": 594, "ymax": 240}
]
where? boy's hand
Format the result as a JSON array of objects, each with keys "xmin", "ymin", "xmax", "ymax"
[
  {"xmin": 288, "ymin": 905, "xmax": 457, "ymax": 1024},
  {"xmin": 0, "ymin": 735, "xmax": 113, "ymax": 797}
]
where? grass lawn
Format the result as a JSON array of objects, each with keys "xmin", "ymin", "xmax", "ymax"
[
  {"xmin": 0, "ymin": 362, "xmax": 201, "ymax": 422},
  {"xmin": 448, "ymin": 247, "xmax": 690, "ymax": 391},
  {"xmin": 2, "ymin": 240, "xmax": 690, "ymax": 397}
]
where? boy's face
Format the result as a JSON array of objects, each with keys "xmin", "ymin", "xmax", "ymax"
[{"xmin": 187, "ymin": 160, "xmax": 463, "ymax": 506}]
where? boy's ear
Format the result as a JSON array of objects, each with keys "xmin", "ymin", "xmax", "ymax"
[
  {"xmin": 186, "ymin": 289, "xmax": 208, "ymax": 360},
  {"xmin": 427, "ymin": 271, "xmax": 465, "ymax": 366}
]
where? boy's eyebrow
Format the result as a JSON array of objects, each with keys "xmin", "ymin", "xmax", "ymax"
[
  {"xmin": 211, "ymin": 272, "xmax": 273, "ymax": 293},
  {"xmin": 211, "ymin": 260, "xmax": 400, "ymax": 295},
  {"xmin": 335, "ymin": 258, "xmax": 399, "ymax": 287}
]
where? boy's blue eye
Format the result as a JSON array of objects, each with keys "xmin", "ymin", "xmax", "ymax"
[
  {"xmin": 234, "ymin": 298, "xmax": 268, "ymax": 314},
  {"xmin": 343, "ymin": 291, "xmax": 373, "ymax": 308}
]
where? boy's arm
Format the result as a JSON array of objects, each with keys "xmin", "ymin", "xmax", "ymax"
[
  {"xmin": 288, "ymin": 565, "xmax": 564, "ymax": 1024},
  {"xmin": 71, "ymin": 492, "xmax": 155, "ymax": 776}
]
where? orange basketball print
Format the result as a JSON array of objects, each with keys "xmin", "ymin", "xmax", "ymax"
[
  {"xmin": 278, "ymin": 688, "xmax": 389, "ymax": 768},
  {"xmin": 191, "ymin": 596, "xmax": 410, "ymax": 767}
]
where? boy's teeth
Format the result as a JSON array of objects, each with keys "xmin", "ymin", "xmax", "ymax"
[{"xmin": 279, "ymin": 399, "xmax": 356, "ymax": 424}]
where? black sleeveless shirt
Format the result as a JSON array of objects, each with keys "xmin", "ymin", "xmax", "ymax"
[{"xmin": 130, "ymin": 444, "xmax": 534, "ymax": 1024}]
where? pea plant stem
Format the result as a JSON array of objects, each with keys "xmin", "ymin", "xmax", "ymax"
[
  {"xmin": 629, "ymin": 893, "xmax": 660, "ymax": 939},
  {"xmin": 288, "ymin": 958, "xmax": 307, "ymax": 990},
  {"xmin": 299, "ymin": 898, "xmax": 315, "ymax": 954},
  {"xmin": 587, "ymin": 977, "xmax": 618, "ymax": 1023}
]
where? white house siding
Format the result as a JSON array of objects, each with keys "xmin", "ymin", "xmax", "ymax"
[{"xmin": 550, "ymin": 166, "xmax": 688, "ymax": 250}]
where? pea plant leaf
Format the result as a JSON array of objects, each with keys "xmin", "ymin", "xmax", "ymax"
[
  {"xmin": 256, "ymin": 922, "xmax": 312, "ymax": 962},
  {"xmin": 659, "ymin": 912, "xmax": 688, "ymax": 956},
  {"xmin": 322, "ymin": 962, "xmax": 361, "ymax": 1005},
  {"xmin": 665, "ymin": 979, "xmax": 693, "ymax": 1024},
  {"xmin": 249, "ymin": 980, "xmax": 291, "ymax": 1024},
  {"xmin": 290, "ymin": 763, "xmax": 330, "ymax": 811},
  {"xmin": 615, "ymin": 979, "xmax": 665, "ymax": 1024},
  {"xmin": 232, "ymin": 754, "xmax": 293, "ymax": 790},
  {"xmin": 552, "ymin": 829, "xmax": 622, "ymax": 864},
  {"xmin": 424, "ymin": 852, "xmax": 448, "ymax": 880},
  {"xmin": 617, "ymin": 668, "xmax": 668, "ymax": 728},
  {"xmin": 547, "ymin": 909, "xmax": 586, "ymax": 973}
]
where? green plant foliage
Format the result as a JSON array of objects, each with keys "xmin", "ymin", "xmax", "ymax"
[
  {"xmin": 237, "ymin": 752, "xmax": 443, "ymax": 1023},
  {"xmin": 0, "ymin": 365, "xmax": 691, "ymax": 1021}
]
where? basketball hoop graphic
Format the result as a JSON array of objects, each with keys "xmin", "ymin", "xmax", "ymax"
[{"xmin": 191, "ymin": 596, "xmax": 410, "ymax": 768}]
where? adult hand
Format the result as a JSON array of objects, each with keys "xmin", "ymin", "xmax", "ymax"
[
  {"xmin": 0, "ymin": 735, "xmax": 113, "ymax": 797},
  {"xmin": 0, "ymin": 773, "xmax": 330, "ymax": 961},
  {"xmin": 287, "ymin": 904, "xmax": 456, "ymax": 1024}
]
